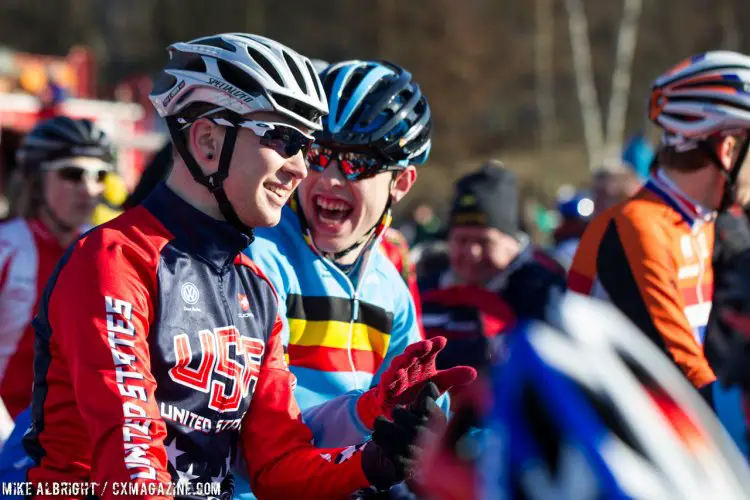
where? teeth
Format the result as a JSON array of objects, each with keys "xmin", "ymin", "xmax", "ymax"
[
  {"xmin": 266, "ymin": 184, "xmax": 288, "ymax": 198},
  {"xmin": 316, "ymin": 198, "xmax": 350, "ymax": 211}
]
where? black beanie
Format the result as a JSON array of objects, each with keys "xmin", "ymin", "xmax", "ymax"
[{"xmin": 449, "ymin": 160, "xmax": 519, "ymax": 237}]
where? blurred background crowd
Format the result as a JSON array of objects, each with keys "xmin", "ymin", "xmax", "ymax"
[{"xmin": 0, "ymin": 0, "xmax": 748, "ymax": 255}]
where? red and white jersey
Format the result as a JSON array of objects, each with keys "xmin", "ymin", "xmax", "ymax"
[{"xmin": 0, "ymin": 218, "xmax": 69, "ymax": 418}]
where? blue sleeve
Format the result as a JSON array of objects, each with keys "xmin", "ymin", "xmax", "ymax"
[{"xmin": 243, "ymin": 236, "xmax": 290, "ymax": 347}]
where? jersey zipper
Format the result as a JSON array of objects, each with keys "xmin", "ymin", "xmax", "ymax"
[{"xmin": 348, "ymin": 296, "xmax": 360, "ymax": 390}]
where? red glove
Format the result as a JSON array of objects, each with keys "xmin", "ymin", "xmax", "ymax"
[{"xmin": 356, "ymin": 336, "xmax": 477, "ymax": 430}]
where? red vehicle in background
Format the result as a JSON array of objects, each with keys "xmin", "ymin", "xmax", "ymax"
[{"xmin": 0, "ymin": 44, "xmax": 164, "ymax": 202}]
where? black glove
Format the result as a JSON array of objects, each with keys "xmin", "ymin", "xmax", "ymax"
[
  {"xmin": 707, "ymin": 208, "xmax": 750, "ymax": 389},
  {"xmin": 502, "ymin": 259, "xmax": 566, "ymax": 322},
  {"xmin": 360, "ymin": 382, "xmax": 444, "ymax": 491}
]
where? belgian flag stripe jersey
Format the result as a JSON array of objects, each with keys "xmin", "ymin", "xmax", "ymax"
[
  {"xmin": 286, "ymin": 294, "xmax": 393, "ymax": 374},
  {"xmin": 286, "ymin": 294, "xmax": 394, "ymax": 333}
]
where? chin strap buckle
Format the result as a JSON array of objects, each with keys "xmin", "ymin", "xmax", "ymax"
[{"xmin": 203, "ymin": 172, "xmax": 228, "ymax": 193}]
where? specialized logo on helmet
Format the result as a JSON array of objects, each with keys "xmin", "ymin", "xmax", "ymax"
[
  {"xmin": 162, "ymin": 80, "xmax": 185, "ymax": 107},
  {"xmin": 207, "ymin": 78, "xmax": 255, "ymax": 104}
]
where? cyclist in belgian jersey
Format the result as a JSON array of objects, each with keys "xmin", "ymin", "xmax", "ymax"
[
  {"xmin": 243, "ymin": 60, "xmax": 474, "ymax": 461},
  {"xmin": 569, "ymin": 51, "xmax": 750, "ymax": 389}
]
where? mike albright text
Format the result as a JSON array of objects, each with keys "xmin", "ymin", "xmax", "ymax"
[{"xmin": 2, "ymin": 481, "xmax": 222, "ymax": 497}]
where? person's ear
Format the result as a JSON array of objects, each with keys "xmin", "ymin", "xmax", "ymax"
[
  {"xmin": 717, "ymin": 135, "xmax": 739, "ymax": 170},
  {"xmin": 390, "ymin": 166, "xmax": 418, "ymax": 203},
  {"xmin": 188, "ymin": 118, "xmax": 222, "ymax": 171}
]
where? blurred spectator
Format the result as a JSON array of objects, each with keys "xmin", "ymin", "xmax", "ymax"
[
  {"xmin": 34, "ymin": 75, "xmax": 67, "ymax": 122},
  {"xmin": 552, "ymin": 191, "xmax": 594, "ymax": 269},
  {"xmin": 622, "ymin": 132, "xmax": 656, "ymax": 180},
  {"xmin": 414, "ymin": 240, "xmax": 450, "ymax": 292},
  {"xmin": 420, "ymin": 160, "xmax": 563, "ymax": 376},
  {"xmin": 1, "ymin": 117, "xmax": 113, "ymax": 421},
  {"xmin": 90, "ymin": 171, "xmax": 128, "ymax": 225},
  {"xmin": 400, "ymin": 202, "xmax": 443, "ymax": 246},
  {"xmin": 429, "ymin": 160, "xmax": 550, "ymax": 292},
  {"xmin": 591, "ymin": 162, "xmax": 641, "ymax": 214}
]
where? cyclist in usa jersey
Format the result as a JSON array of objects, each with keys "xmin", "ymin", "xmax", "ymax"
[{"xmin": 23, "ymin": 34, "xmax": 438, "ymax": 499}]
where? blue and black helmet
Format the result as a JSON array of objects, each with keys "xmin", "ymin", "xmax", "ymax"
[{"xmin": 318, "ymin": 60, "xmax": 432, "ymax": 166}]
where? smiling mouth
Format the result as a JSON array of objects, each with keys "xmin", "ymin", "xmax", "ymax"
[
  {"xmin": 264, "ymin": 182, "xmax": 292, "ymax": 200},
  {"xmin": 314, "ymin": 195, "xmax": 353, "ymax": 225}
]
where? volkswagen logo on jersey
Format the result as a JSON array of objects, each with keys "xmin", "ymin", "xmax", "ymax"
[{"xmin": 181, "ymin": 282, "xmax": 200, "ymax": 305}]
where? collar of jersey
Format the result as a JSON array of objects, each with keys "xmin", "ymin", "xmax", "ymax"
[
  {"xmin": 143, "ymin": 182, "xmax": 253, "ymax": 270},
  {"xmin": 646, "ymin": 170, "xmax": 716, "ymax": 227},
  {"xmin": 288, "ymin": 193, "xmax": 391, "ymax": 295}
]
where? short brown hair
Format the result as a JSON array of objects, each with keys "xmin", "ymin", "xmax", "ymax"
[
  {"xmin": 657, "ymin": 146, "xmax": 710, "ymax": 172},
  {"xmin": 658, "ymin": 133, "xmax": 746, "ymax": 172},
  {"xmin": 171, "ymin": 103, "xmax": 237, "ymax": 156}
]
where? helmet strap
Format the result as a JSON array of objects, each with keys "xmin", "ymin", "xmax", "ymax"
[{"xmin": 166, "ymin": 116, "xmax": 254, "ymax": 238}]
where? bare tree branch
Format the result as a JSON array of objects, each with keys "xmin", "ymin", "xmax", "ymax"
[
  {"xmin": 535, "ymin": 0, "xmax": 558, "ymax": 155},
  {"xmin": 564, "ymin": 0, "xmax": 604, "ymax": 169},
  {"xmin": 605, "ymin": 0, "xmax": 642, "ymax": 161}
]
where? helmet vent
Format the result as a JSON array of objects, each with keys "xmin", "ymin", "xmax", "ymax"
[
  {"xmin": 195, "ymin": 36, "xmax": 237, "ymax": 53},
  {"xmin": 305, "ymin": 60, "xmax": 323, "ymax": 101},
  {"xmin": 284, "ymin": 52, "xmax": 307, "ymax": 94},
  {"xmin": 246, "ymin": 46, "xmax": 284, "ymax": 87},
  {"xmin": 216, "ymin": 60, "xmax": 264, "ymax": 96}
]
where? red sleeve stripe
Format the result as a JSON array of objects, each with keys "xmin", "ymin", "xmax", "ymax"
[{"xmin": 235, "ymin": 252, "xmax": 279, "ymax": 302}]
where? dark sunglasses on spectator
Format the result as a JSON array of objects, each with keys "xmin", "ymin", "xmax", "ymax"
[
  {"xmin": 305, "ymin": 144, "xmax": 399, "ymax": 181},
  {"xmin": 44, "ymin": 165, "xmax": 109, "ymax": 184}
]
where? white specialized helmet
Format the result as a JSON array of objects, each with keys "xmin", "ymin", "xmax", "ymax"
[
  {"xmin": 149, "ymin": 33, "xmax": 328, "ymax": 131},
  {"xmin": 649, "ymin": 51, "xmax": 750, "ymax": 152}
]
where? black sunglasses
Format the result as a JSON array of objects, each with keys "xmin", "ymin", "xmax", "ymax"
[{"xmin": 209, "ymin": 118, "xmax": 314, "ymax": 159}]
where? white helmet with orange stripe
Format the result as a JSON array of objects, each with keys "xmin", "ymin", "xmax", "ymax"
[{"xmin": 650, "ymin": 51, "xmax": 750, "ymax": 208}]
